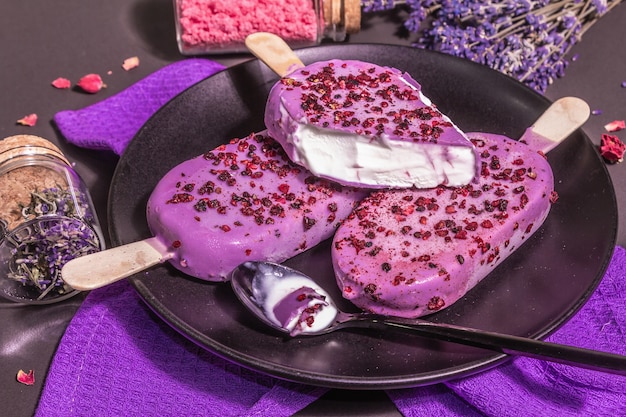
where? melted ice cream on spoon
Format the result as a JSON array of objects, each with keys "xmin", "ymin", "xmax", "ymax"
[{"xmin": 230, "ymin": 260, "xmax": 626, "ymax": 376}]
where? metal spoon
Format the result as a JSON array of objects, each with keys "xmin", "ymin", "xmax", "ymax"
[{"xmin": 231, "ymin": 261, "xmax": 626, "ymax": 376}]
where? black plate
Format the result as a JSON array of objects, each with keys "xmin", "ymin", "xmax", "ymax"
[{"xmin": 108, "ymin": 44, "xmax": 617, "ymax": 389}]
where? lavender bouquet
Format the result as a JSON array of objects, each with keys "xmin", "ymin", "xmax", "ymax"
[{"xmin": 362, "ymin": 0, "xmax": 622, "ymax": 92}]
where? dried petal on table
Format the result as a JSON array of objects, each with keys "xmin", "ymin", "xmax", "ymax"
[
  {"xmin": 122, "ymin": 56, "xmax": 140, "ymax": 71},
  {"xmin": 604, "ymin": 120, "xmax": 625, "ymax": 132},
  {"xmin": 16, "ymin": 369, "xmax": 35, "ymax": 385},
  {"xmin": 51, "ymin": 77, "xmax": 71, "ymax": 89},
  {"xmin": 77, "ymin": 73, "xmax": 106, "ymax": 94},
  {"xmin": 599, "ymin": 134, "xmax": 626, "ymax": 164},
  {"xmin": 17, "ymin": 113, "xmax": 37, "ymax": 126}
]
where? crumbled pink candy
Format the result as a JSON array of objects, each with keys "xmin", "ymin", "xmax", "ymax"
[
  {"xmin": 177, "ymin": 0, "xmax": 318, "ymax": 50},
  {"xmin": 17, "ymin": 113, "xmax": 38, "ymax": 126},
  {"xmin": 604, "ymin": 120, "xmax": 626, "ymax": 132},
  {"xmin": 600, "ymin": 134, "xmax": 626, "ymax": 163}
]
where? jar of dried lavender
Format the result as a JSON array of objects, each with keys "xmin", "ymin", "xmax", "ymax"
[{"xmin": 0, "ymin": 135, "xmax": 105, "ymax": 304}]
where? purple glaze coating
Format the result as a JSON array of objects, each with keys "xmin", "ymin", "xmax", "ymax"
[
  {"xmin": 264, "ymin": 59, "xmax": 477, "ymax": 188},
  {"xmin": 146, "ymin": 132, "xmax": 368, "ymax": 281},
  {"xmin": 332, "ymin": 132, "xmax": 555, "ymax": 318}
]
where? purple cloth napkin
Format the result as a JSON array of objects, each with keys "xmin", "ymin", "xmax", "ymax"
[
  {"xmin": 54, "ymin": 58, "xmax": 225, "ymax": 155},
  {"xmin": 389, "ymin": 245, "xmax": 626, "ymax": 416},
  {"xmin": 36, "ymin": 245, "xmax": 626, "ymax": 416},
  {"xmin": 40, "ymin": 59, "xmax": 626, "ymax": 416},
  {"xmin": 35, "ymin": 279, "xmax": 327, "ymax": 417}
]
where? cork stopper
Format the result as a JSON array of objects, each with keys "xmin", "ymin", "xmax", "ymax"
[
  {"xmin": 322, "ymin": 0, "xmax": 362, "ymax": 38},
  {"xmin": 344, "ymin": 0, "xmax": 361, "ymax": 34},
  {"xmin": 0, "ymin": 135, "xmax": 70, "ymax": 167}
]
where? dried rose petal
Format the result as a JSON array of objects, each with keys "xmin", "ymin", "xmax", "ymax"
[
  {"xmin": 17, "ymin": 113, "xmax": 38, "ymax": 126},
  {"xmin": 599, "ymin": 134, "xmax": 626, "ymax": 164},
  {"xmin": 604, "ymin": 120, "xmax": 625, "ymax": 132},
  {"xmin": 77, "ymin": 73, "xmax": 106, "ymax": 94},
  {"xmin": 122, "ymin": 56, "xmax": 140, "ymax": 71},
  {"xmin": 51, "ymin": 77, "xmax": 71, "ymax": 89},
  {"xmin": 17, "ymin": 369, "xmax": 35, "ymax": 385}
]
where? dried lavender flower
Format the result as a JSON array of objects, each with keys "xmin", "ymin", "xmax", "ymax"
[
  {"xmin": 6, "ymin": 187, "xmax": 101, "ymax": 300},
  {"xmin": 385, "ymin": 0, "xmax": 622, "ymax": 92},
  {"xmin": 362, "ymin": 0, "xmax": 399, "ymax": 13}
]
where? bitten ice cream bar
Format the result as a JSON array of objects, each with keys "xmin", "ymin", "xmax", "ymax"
[{"xmin": 265, "ymin": 59, "xmax": 478, "ymax": 189}]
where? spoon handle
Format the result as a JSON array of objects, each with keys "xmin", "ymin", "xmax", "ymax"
[{"xmin": 350, "ymin": 315, "xmax": 626, "ymax": 375}]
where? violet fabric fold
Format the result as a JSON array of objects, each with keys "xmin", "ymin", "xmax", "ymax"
[
  {"xmin": 54, "ymin": 58, "xmax": 226, "ymax": 155},
  {"xmin": 39, "ymin": 59, "xmax": 626, "ymax": 416}
]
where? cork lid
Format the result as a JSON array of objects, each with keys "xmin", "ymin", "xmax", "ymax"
[
  {"xmin": 0, "ymin": 135, "xmax": 70, "ymax": 166},
  {"xmin": 323, "ymin": 0, "xmax": 362, "ymax": 35},
  {"xmin": 344, "ymin": 0, "xmax": 361, "ymax": 34}
]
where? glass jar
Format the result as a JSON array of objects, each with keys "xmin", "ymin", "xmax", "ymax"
[
  {"xmin": 174, "ymin": 0, "xmax": 362, "ymax": 55},
  {"xmin": 0, "ymin": 135, "xmax": 105, "ymax": 304}
]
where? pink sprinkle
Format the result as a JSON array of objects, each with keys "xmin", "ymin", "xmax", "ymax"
[{"xmin": 177, "ymin": 0, "xmax": 318, "ymax": 50}]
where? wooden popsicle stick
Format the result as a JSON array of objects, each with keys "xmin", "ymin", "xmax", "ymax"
[
  {"xmin": 61, "ymin": 237, "xmax": 173, "ymax": 291},
  {"xmin": 521, "ymin": 97, "xmax": 590, "ymax": 153},
  {"xmin": 245, "ymin": 32, "xmax": 305, "ymax": 77}
]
